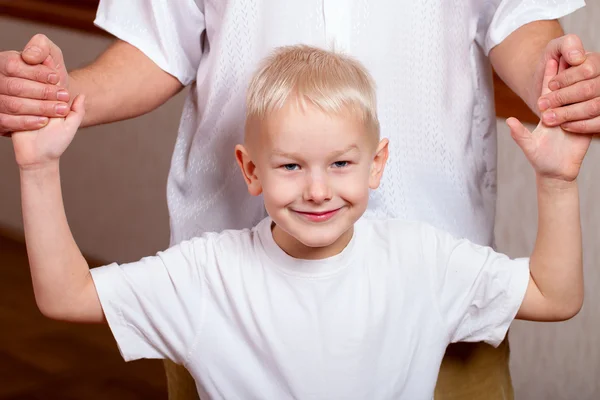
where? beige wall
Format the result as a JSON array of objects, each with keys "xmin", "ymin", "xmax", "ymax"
[
  {"xmin": 1, "ymin": 5, "xmax": 599, "ymax": 399},
  {"xmin": 496, "ymin": 5, "xmax": 600, "ymax": 399},
  {"xmin": 0, "ymin": 17, "xmax": 186, "ymax": 262}
]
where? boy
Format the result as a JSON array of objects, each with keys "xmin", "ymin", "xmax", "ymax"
[{"xmin": 12, "ymin": 46, "xmax": 589, "ymax": 399}]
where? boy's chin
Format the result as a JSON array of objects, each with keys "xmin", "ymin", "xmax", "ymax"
[
  {"xmin": 297, "ymin": 235, "xmax": 339, "ymax": 249},
  {"xmin": 295, "ymin": 227, "xmax": 350, "ymax": 249}
]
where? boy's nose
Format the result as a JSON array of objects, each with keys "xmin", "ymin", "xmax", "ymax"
[{"xmin": 304, "ymin": 175, "xmax": 332, "ymax": 203}]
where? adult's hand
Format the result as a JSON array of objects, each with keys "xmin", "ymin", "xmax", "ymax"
[
  {"xmin": 0, "ymin": 34, "xmax": 70, "ymax": 136},
  {"xmin": 535, "ymin": 34, "xmax": 600, "ymax": 134}
]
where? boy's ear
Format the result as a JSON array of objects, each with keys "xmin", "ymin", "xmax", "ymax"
[
  {"xmin": 235, "ymin": 144, "xmax": 263, "ymax": 196},
  {"xmin": 369, "ymin": 138, "xmax": 389, "ymax": 190}
]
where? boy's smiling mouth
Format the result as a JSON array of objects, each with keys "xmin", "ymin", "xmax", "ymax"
[{"xmin": 292, "ymin": 207, "xmax": 344, "ymax": 222}]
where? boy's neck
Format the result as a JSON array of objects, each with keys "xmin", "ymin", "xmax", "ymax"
[{"xmin": 271, "ymin": 223, "xmax": 354, "ymax": 260}]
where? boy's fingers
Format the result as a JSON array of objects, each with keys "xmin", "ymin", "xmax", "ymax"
[
  {"xmin": 70, "ymin": 94, "xmax": 85, "ymax": 114},
  {"xmin": 42, "ymin": 55, "xmax": 62, "ymax": 75},
  {"xmin": 540, "ymin": 59, "xmax": 559, "ymax": 97},
  {"xmin": 537, "ymin": 59, "xmax": 561, "ymax": 112},
  {"xmin": 506, "ymin": 117, "xmax": 524, "ymax": 133},
  {"xmin": 64, "ymin": 95, "xmax": 86, "ymax": 129},
  {"xmin": 506, "ymin": 117, "xmax": 533, "ymax": 150},
  {"xmin": 558, "ymin": 56, "xmax": 569, "ymax": 74}
]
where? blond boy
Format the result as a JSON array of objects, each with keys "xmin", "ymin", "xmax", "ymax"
[{"xmin": 12, "ymin": 46, "xmax": 589, "ymax": 399}]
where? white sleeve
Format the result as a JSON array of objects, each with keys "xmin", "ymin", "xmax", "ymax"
[
  {"xmin": 426, "ymin": 226, "xmax": 530, "ymax": 347},
  {"xmin": 476, "ymin": 0, "xmax": 586, "ymax": 55},
  {"xmin": 90, "ymin": 238, "xmax": 207, "ymax": 364},
  {"xmin": 94, "ymin": 0, "xmax": 206, "ymax": 85}
]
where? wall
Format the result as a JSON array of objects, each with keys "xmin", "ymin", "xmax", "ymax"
[
  {"xmin": 0, "ymin": 17, "xmax": 186, "ymax": 262},
  {"xmin": 495, "ymin": 4, "xmax": 600, "ymax": 399}
]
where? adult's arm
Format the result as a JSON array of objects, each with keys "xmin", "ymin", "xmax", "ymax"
[
  {"xmin": 0, "ymin": 35, "xmax": 183, "ymax": 133},
  {"xmin": 489, "ymin": 20, "xmax": 567, "ymax": 114},
  {"xmin": 67, "ymin": 38, "xmax": 184, "ymax": 128},
  {"xmin": 490, "ymin": 16, "xmax": 600, "ymax": 134}
]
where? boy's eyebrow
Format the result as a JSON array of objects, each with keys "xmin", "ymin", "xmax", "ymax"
[{"xmin": 271, "ymin": 144, "xmax": 360, "ymax": 159}]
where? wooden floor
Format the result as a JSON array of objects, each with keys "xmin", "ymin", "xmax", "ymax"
[{"xmin": 0, "ymin": 235, "xmax": 167, "ymax": 399}]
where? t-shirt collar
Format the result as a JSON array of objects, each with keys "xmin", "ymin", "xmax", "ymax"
[{"xmin": 256, "ymin": 216, "xmax": 359, "ymax": 278}]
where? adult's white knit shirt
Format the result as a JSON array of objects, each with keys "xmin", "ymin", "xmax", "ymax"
[{"xmin": 95, "ymin": 0, "xmax": 585, "ymax": 246}]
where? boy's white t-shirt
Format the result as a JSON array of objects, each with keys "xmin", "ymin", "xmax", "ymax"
[{"xmin": 91, "ymin": 218, "xmax": 529, "ymax": 400}]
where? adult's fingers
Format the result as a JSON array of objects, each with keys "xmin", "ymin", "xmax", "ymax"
[
  {"xmin": 0, "ymin": 76, "xmax": 69, "ymax": 101},
  {"xmin": 0, "ymin": 114, "xmax": 48, "ymax": 135},
  {"xmin": 544, "ymin": 34, "xmax": 586, "ymax": 67},
  {"xmin": 538, "ymin": 77, "xmax": 600, "ymax": 112},
  {"xmin": 21, "ymin": 34, "xmax": 65, "ymax": 70},
  {"xmin": 547, "ymin": 52, "xmax": 600, "ymax": 92},
  {"xmin": 0, "ymin": 94, "xmax": 70, "ymax": 117},
  {"xmin": 542, "ymin": 98, "xmax": 600, "ymax": 127},
  {"xmin": 0, "ymin": 51, "xmax": 58, "ymax": 84},
  {"xmin": 562, "ymin": 116, "xmax": 600, "ymax": 134}
]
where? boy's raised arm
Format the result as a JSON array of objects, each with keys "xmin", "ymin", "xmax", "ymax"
[
  {"xmin": 509, "ymin": 58, "xmax": 591, "ymax": 322},
  {"xmin": 515, "ymin": 175, "xmax": 584, "ymax": 321},
  {"xmin": 13, "ymin": 96, "xmax": 105, "ymax": 323}
]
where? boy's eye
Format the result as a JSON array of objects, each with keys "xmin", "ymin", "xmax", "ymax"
[
  {"xmin": 282, "ymin": 163, "xmax": 300, "ymax": 171},
  {"xmin": 332, "ymin": 161, "xmax": 349, "ymax": 168}
]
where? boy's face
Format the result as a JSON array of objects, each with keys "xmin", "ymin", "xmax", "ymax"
[{"xmin": 236, "ymin": 100, "xmax": 388, "ymax": 259}]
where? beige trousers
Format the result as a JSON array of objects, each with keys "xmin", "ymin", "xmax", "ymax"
[{"xmin": 163, "ymin": 339, "xmax": 512, "ymax": 400}]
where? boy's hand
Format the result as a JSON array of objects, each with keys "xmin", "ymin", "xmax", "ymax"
[
  {"xmin": 508, "ymin": 59, "xmax": 592, "ymax": 183},
  {"xmin": 11, "ymin": 95, "xmax": 85, "ymax": 170}
]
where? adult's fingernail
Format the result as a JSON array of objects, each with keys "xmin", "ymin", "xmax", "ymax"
[
  {"xmin": 56, "ymin": 103, "xmax": 69, "ymax": 115},
  {"xmin": 48, "ymin": 74, "xmax": 59, "ymax": 84},
  {"xmin": 569, "ymin": 50, "xmax": 584, "ymax": 62},
  {"xmin": 37, "ymin": 117, "xmax": 48, "ymax": 126},
  {"xmin": 548, "ymin": 81, "xmax": 560, "ymax": 91},
  {"xmin": 543, "ymin": 110, "xmax": 556, "ymax": 123},
  {"xmin": 24, "ymin": 46, "xmax": 41, "ymax": 55},
  {"xmin": 538, "ymin": 98, "xmax": 550, "ymax": 111},
  {"xmin": 57, "ymin": 90, "xmax": 69, "ymax": 102}
]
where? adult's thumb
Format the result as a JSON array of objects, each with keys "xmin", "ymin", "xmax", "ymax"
[{"xmin": 21, "ymin": 34, "xmax": 63, "ymax": 67}]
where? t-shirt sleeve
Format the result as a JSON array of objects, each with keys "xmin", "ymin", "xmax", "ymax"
[
  {"xmin": 94, "ymin": 0, "xmax": 206, "ymax": 85},
  {"xmin": 90, "ymin": 238, "xmax": 207, "ymax": 364},
  {"xmin": 475, "ymin": 0, "xmax": 586, "ymax": 55},
  {"xmin": 425, "ymin": 226, "xmax": 530, "ymax": 347}
]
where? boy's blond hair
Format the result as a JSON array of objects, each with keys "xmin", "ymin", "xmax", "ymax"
[{"xmin": 246, "ymin": 45, "xmax": 380, "ymax": 138}]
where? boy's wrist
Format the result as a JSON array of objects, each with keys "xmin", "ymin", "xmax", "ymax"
[
  {"xmin": 19, "ymin": 161, "xmax": 60, "ymax": 177},
  {"xmin": 536, "ymin": 174, "xmax": 578, "ymax": 194}
]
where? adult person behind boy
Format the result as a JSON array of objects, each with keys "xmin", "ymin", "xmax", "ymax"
[
  {"xmin": 1, "ymin": 1, "xmax": 600, "ymax": 399},
  {"xmin": 10, "ymin": 45, "xmax": 590, "ymax": 400}
]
